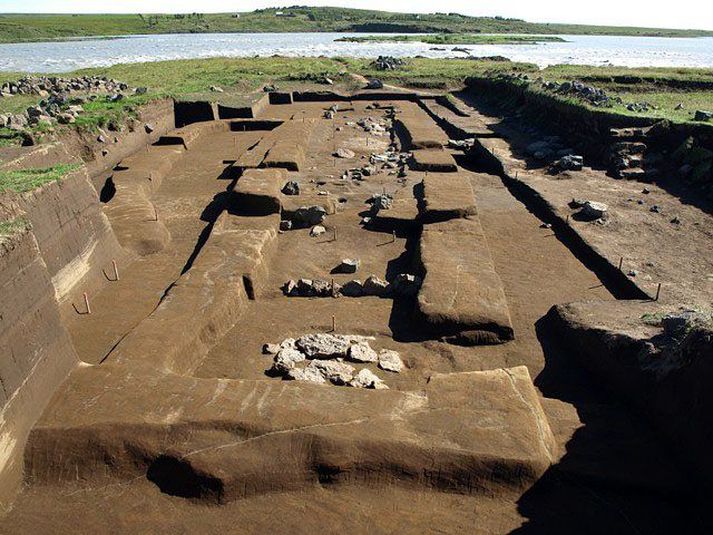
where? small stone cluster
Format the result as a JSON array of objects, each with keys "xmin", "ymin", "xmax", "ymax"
[
  {"xmin": 371, "ymin": 56, "xmax": 405, "ymax": 71},
  {"xmin": 0, "ymin": 75, "xmax": 143, "ymax": 131},
  {"xmin": 282, "ymin": 273, "xmax": 421, "ymax": 299},
  {"xmin": 541, "ymin": 79, "xmax": 615, "ymax": 107},
  {"xmin": 264, "ymin": 333, "xmax": 404, "ymax": 388}
]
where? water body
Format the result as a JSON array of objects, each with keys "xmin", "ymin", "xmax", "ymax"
[{"xmin": 1, "ymin": 32, "xmax": 712, "ymax": 73}]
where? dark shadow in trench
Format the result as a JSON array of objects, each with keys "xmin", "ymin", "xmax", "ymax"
[{"xmin": 511, "ymin": 311, "xmax": 703, "ymax": 534}]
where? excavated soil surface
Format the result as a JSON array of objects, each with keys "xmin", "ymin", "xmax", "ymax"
[{"xmin": 2, "ymin": 94, "xmax": 706, "ymax": 533}]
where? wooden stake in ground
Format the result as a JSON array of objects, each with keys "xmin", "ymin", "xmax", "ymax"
[
  {"xmin": 331, "ymin": 315, "xmax": 336, "ymax": 332},
  {"xmin": 112, "ymin": 259, "xmax": 119, "ymax": 281},
  {"xmin": 655, "ymin": 283, "xmax": 662, "ymax": 301},
  {"xmin": 83, "ymin": 292, "xmax": 91, "ymax": 315}
]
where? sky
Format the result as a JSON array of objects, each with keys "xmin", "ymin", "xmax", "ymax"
[{"xmin": 0, "ymin": 0, "xmax": 712, "ymax": 31}]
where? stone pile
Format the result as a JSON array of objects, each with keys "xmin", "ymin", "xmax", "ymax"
[
  {"xmin": 264, "ymin": 333, "xmax": 404, "ymax": 388},
  {"xmin": 371, "ymin": 56, "xmax": 405, "ymax": 71},
  {"xmin": 0, "ymin": 75, "xmax": 141, "ymax": 131},
  {"xmin": 541, "ymin": 79, "xmax": 617, "ymax": 108},
  {"xmin": 357, "ymin": 116, "xmax": 389, "ymax": 135},
  {"xmin": 282, "ymin": 273, "xmax": 421, "ymax": 299}
]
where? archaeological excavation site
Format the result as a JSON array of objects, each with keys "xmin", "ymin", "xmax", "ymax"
[{"xmin": 1, "ymin": 78, "xmax": 712, "ymax": 533}]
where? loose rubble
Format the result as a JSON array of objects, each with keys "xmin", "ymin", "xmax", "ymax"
[
  {"xmin": 265, "ymin": 334, "xmax": 401, "ymax": 388},
  {"xmin": 371, "ymin": 56, "xmax": 405, "ymax": 71},
  {"xmin": 0, "ymin": 75, "xmax": 140, "ymax": 132}
]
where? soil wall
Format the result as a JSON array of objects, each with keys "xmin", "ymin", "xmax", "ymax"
[{"xmin": 0, "ymin": 230, "xmax": 78, "ymax": 509}]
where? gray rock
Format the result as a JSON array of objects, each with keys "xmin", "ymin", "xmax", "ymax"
[
  {"xmin": 297, "ymin": 333, "xmax": 351, "ymax": 359},
  {"xmin": 280, "ymin": 220, "xmax": 292, "ymax": 231},
  {"xmin": 347, "ymin": 342, "xmax": 378, "ymax": 363},
  {"xmin": 579, "ymin": 201, "xmax": 608, "ymax": 221},
  {"xmin": 334, "ymin": 147, "xmax": 355, "ymax": 159},
  {"xmin": 694, "ymin": 110, "xmax": 712, "ymax": 122},
  {"xmin": 271, "ymin": 348, "xmax": 306, "ymax": 375},
  {"xmin": 308, "ymin": 360, "xmax": 355, "ymax": 385},
  {"xmin": 365, "ymin": 78, "xmax": 384, "ymax": 90},
  {"xmin": 349, "ymin": 369, "xmax": 388, "ymax": 389},
  {"xmin": 286, "ymin": 367, "xmax": 327, "ymax": 384},
  {"xmin": 263, "ymin": 343, "xmax": 280, "ymax": 355},
  {"xmin": 363, "ymin": 275, "xmax": 390, "ymax": 297},
  {"xmin": 340, "ymin": 280, "xmax": 364, "ymax": 297},
  {"xmin": 282, "ymin": 181, "xmax": 300, "ymax": 195},
  {"xmin": 293, "ymin": 206, "xmax": 327, "ymax": 228},
  {"xmin": 369, "ymin": 193, "xmax": 393, "ymax": 213},
  {"xmin": 552, "ymin": 154, "xmax": 583, "ymax": 172},
  {"xmin": 310, "ymin": 224, "xmax": 326, "ymax": 237},
  {"xmin": 378, "ymin": 350, "xmax": 403, "ymax": 373}
]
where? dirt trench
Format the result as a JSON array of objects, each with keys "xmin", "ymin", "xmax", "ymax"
[{"xmin": 1, "ymin": 94, "xmax": 704, "ymax": 533}]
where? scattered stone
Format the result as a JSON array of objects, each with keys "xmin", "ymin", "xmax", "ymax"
[
  {"xmin": 271, "ymin": 348, "xmax": 306, "ymax": 374},
  {"xmin": 365, "ymin": 78, "xmax": 384, "ymax": 90},
  {"xmin": 650, "ymin": 205, "xmax": 661, "ymax": 213},
  {"xmin": 335, "ymin": 258, "xmax": 360, "ymax": 274},
  {"xmin": 551, "ymin": 154, "xmax": 583, "ymax": 173},
  {"xmin": 627, "ymin": 270, "xmax": 638, "ymax": 277},
  {"xmin": 281, "ymin": 180, "xmax": 300, "ymax": 195},
  {"xmin": 368, "ymin": 193, "xmax": 393, "ymax": 213},
  {"xmin": 378, "ymin": 350, "xmax": 403, "ymax": 373},
  {"xmin": 694, "ymin": 110, "xmax": 712, "ymax": 122},
  {"xmin": 334, "ymin": 147, "xmax": 355, "ymax": 159},
  {"xmin": 670, "ymin": 216, "xmax": 681, "ymax": 225},
  {"xmin": 291, "ymin": 206, "xmax": 326, "ymax": 228},
  {"xmin": 144, "ymin": 123, "xmax": 155, "ymax": 134},
  {"xmin": 349, "ymin": 368, "xmax": 388, "ymax": 389},
  {"xmin": 280, "ymin": 220, "xmax": 292, "ymax": 231},
  {"xmin": 308, "ymin": 360, "xmax": 355, "ymax": 385},
  {"xmin": 363, "ymin": 275, "xmax": 390, "ymax": 297},
  {"xmin": 340, "ymin": 280, "xmax": 364, "ymax": 297},
  {"xmin": 578, "ymin": 201, "xmax": 608, "ymax": 221},
  {"xmin": 310, "ymin": 224, "xmax": 327, "ymax": 237},
  {"xmin": 210, "ymin": 85, "xmax": 224, "ymax": 93},
  {"xmin": 347, "ymin": 342, "xmax": 378, "ymax": 363},
  {"xmin": 448, "ymin": 138, "xmax": 475, "ymax": 150},
  {"xmin": 262, "ymin": 343, "xmax": 280, "ymax": 355},
  {"xmin": 285, "ymin": 367, "xmax": 327, "ymax": 384}
]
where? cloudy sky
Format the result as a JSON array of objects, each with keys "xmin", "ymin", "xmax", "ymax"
[{"xmin": 1, "ymin": 0, "xmax": 712, "ymax": 31}]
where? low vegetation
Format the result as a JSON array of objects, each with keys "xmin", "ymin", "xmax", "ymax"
[
  {"xmin": 335, "ymin": 34, "xmax": 565, "ymax": 45},
  {"xmin": 0, "ymin": 57, "xmax": 710, "ymax": 150},
  {"xmin": 0, "ymin": 8, "xmax": 711, "ymax": 43},
  {"xmin": 0, "ymin": 217, "xmax": 27, "ymax": 238},
  {"xmin": 0, "ymin": 164, "xmax": 79, "ymax": 193}
]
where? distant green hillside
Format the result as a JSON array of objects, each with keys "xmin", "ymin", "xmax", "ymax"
[
  {"xmin": 336, "ymin": 34, "xmax": 566, "ymax": 45},
  {"xmin": 0, "ymin": 7, "xmax": 711, "ymax": 43}
]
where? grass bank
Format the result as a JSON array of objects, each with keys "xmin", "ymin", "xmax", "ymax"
[
  {"xmin": 0, "ymin": 57, "xmax": 711, "ymax": 147},
  {"xmin": 0, "ymin": 7, "xmax": 711, "ymax": 43}
]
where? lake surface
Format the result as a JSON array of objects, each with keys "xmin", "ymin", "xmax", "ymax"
[{"xmin": 1, "ymin": 32, "xmax": 712, "ymax": 73}]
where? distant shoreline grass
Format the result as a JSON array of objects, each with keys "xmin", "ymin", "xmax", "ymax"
[
  {"xmin": 0, "ymin": 8, "xmax": 711, "ymax": 44},
  {"xmin": 335, "ymin": 34, "xmax": 566, "ymax": 45}
]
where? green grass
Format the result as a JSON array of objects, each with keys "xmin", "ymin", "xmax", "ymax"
[
  {"xmin": 0, "ymin": 164, "xmax": 79, "ymax": 193},
  {"xmin": 0, "ymin": 8, "xmax": 711, "ymax": 43},
  {"xmin": 0, "ymin": 217, "xmax": 27, "ymax": 238},
  {"xmin": 336, "ymin": 34, "xmax": 565, "ymax": 45},
  {"xmin": 0, "ymin": 57, "xmax": 711, "ymax": 148}
]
